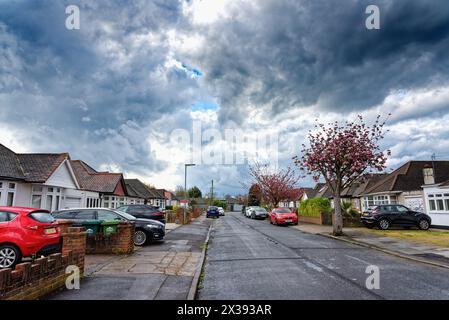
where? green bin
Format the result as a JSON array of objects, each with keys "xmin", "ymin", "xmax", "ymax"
[
  {"xmin": 81, "ymin": 220, "xmax": 102, "ymax": 235},
  {"xmin": 101, "ymin": 220, "xmax": 120, "ymax": 236}
]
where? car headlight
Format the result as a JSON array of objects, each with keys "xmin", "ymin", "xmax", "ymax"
[{"xmin": 147, "ymin": 224, "xmax": 160, "ymax": 229}]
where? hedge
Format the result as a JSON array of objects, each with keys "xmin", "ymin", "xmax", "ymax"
[{"xmin": 299, "ymin": 198, "xmax": 332, "ymax": 217}]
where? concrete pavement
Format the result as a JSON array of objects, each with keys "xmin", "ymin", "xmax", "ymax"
[
  {"xmin": 46, "ymin": 216, "xmax": 211, "ymax": 300},
  {"xmin": 198, "ymin": 212, "xmax": 449, "ymax": 300}
]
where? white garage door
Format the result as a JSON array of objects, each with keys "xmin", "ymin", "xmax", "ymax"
[
  {"xmin": 404, "ymin": 197, "xmax": 424, "ymax": 212},
  {"xmin": 64, "ymin": 197, "xmax": 82, "ymax": 209}
]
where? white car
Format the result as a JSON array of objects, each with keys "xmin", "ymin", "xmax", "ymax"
[{"xmin": 218, "ymin": 207, "xmax": 225, "ymax": 216}]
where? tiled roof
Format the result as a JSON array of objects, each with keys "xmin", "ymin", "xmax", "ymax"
[
  {"xmin": 150, "ymin": 188, "xmax": 166, "ymax": 199},
  {"xmin": 365, "ymin": 161, "xmax": 449, "ymax": 194},
  {"xmin": 0, "ymin": 144, "xmax": 25, "ymax": 180},
  {"xmin": 124, "ymin": 179, "xmax": 155, "ymax": 199},
  {"xmin": 71, "ymin": 160, "xmax": 124, "ymax": 193},
  {"xmin": 0, "ymin": 144, "xmax": 68, "ymax": 182}
]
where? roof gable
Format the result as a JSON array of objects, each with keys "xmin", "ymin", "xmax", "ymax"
[
  {"xmin": 71, "ymin": 160, "xmax": 124, "ymax": 194},
  {"xmin": 45, "ymin": 160, "xmax": 79, "ymax": 189},
  {"xmin": 365, "ymin": 161, "xmax": 449, "ymax": 194}
]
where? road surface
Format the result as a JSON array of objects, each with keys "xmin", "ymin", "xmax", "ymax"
[{"xmin": 198, "ymin": 212, "xmax": 449, "ymax": 300}]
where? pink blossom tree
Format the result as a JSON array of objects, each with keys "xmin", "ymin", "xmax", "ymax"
[
  {"xmin": 249, "ymin": 163, "xmax": 301, "ymax": 208},
  {"xmin": 293, "ymin": 115, "xmax": 390, "ymax": 236}
]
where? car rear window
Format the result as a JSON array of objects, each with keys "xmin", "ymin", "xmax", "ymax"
[{"xmin": 29, "ymin": 211, "xmax": 55, "ymax": 223}]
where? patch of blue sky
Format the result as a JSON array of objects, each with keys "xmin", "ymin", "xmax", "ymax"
[{"xmin": 191, "ymin": 101, "xmax": 219, "ymax": 112}]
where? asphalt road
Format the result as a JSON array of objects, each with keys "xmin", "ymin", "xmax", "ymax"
[{"xmin": 198, "ymin": 212, "xmax": 449, "ymax": 300}]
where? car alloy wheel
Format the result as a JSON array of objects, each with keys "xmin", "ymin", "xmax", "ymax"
[
  {"xmin": 134, "ymin": 230, "xmax": 147, "ymax": 246},
  {"xmin": 418, "ymin": 219, "xmax": 430, "ymax": 230},
  {"xmin": 378, "ymin": 219, "xmax": 390, "ymax": 230},
  {"xmin": 0, "ymin": 246, "xmax": 18, "ymax": 268}
]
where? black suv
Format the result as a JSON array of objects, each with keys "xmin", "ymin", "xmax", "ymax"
[
  {"xmin": 117, "ymin": 205, "xmax": 166, "ymax": 224},
  {"xmin": 52, "ymin": 208, "xmax": 165, "ymax": 246},
  {"xmin": 361, "ymin": 204, "xmax": 431, "ymax": 230}
]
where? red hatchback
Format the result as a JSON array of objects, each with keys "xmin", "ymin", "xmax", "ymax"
[
  {"xmin": 269, "ymin": 208, "xmax": 298, "ymax": 226},
  {"xmin": 0, "ymin": 207, "xmax": 61, "ymax": 269}
]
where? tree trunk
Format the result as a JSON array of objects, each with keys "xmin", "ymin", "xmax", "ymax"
[{"xmin": 333, "ymin": 194, "xmax": 344, "ymax": 236}]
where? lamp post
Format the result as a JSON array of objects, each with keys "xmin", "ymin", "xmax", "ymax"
[{"xmin": 184, "ymin": 163, "xmax": 196, "ymax": 223}]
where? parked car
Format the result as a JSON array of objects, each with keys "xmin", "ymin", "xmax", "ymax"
[
  {"xmin": 0, "ymin": 207, "xmax": 61, "ymax": 269},
  {"xmin": 269, "ymin": 208, "xmax": 298, "ymax": 226},
  {"xmin": 217, "ymin": 207, "xmax": 225, "ymax": 216},
  {"xmin": 117, "ymin": 205, "xmax": 166, "ymax": 224},
  {"xmin": 361, "ymin": 204, "xmax": 431, "ymax": 230},
  {"xmin": 241, "ymin": 205, "xmax": 246, "ymax": 215},
  {"xmin": 206, "ymin": 206, "xmax": 220, "ymax": 219},
  {"xmin": 245, "ymin": 206, "xmax": 256, "ymax": 218},
  {"xmin": 247, "ymin": 207, "xmax": 268, "ymax": 219},
  {"xmin": 52, "ymin": 208, "xmax": 165, "ymax": 246}
]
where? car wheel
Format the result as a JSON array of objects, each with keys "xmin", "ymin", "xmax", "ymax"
[
  {"xmin": 0, "ymin": 244, "xmax": 21, "ymax": 269},
  {"xmin": 418, "ymin": 219, "xmax": 430, "ymax": 230},
  {"xmin": 134, "ymin": 230, "xmax": 148, "ymax": 246},
  {"xmin": 378, "ymin": 219, "xmax": 390, "ymax": 230}
]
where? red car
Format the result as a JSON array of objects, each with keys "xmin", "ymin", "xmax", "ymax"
[
  {"xmin": 269, "ymin": 208, "xmax": 298, "ymax": 226},
  {"xmin": 0, "ymin": 207, "xmax": 61, "ymax": 269}
]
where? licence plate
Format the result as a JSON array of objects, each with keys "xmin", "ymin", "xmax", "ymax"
[
  {"xmin": 362, "ymin": 213, "xmax": 369, "ymax": 217},
  {"xmin": 286, "ymin": 219, "xmax": 292, "ymax": 223},
  {"xmin": 45, "ymin": 228, "xmax": 56, "ymax": 234}
]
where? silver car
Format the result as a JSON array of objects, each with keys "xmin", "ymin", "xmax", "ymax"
[{"xmin": 246, "ymin": 206, "xmax": 268, "ymax": 219}]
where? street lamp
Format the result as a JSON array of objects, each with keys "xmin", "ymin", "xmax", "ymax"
[{"xmin": 184, "ymin": 163, "xmax": 196, "ymax": 223}]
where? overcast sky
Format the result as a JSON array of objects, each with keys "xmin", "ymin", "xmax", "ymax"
[{"xmin": 1, "ymin": 0, "xmax": 449, "ymax": 196}]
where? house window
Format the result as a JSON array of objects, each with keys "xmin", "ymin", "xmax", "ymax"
[
  {"xmin": 46, "ymin": 195, "xmax": 53, "ymax": 211},
  {"xmin": 7, "ymin": 192, "xmax": 14, "ymax": 206},
  {"xmin": 32, "ymin": 195, "xmax": 42, "ymax": 208},
  {"xmin": 429, "ymin": 200, "xmax": 436, "ymax": 211},
  {"xmin": 55, "ymin": 196, "xmax": 60, "ymax": 211},
  {"xmin": 8, "ymin": 183, "xmax": 16, "ymax": 189}
]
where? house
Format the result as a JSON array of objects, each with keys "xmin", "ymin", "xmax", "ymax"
[
  {"xmin": 363, "ymin": 161, "xmax": 449, "ymax": 214},
  {"xmin": 69, "ymin": 160, "xmax": 127, "ymax": 209},
  {"xmin": 0, "ymin": 144, "xmax": 80, "ymax": 210},
  {"xmin": 147, "ymin": 188, "xmax": 166, "ymax": 209},
  {"xmin": 422, "ymin": 169, "xmax": 449, "ymax": 228},
  {"xmin": 279, "ymin": 188, "xmax": 304, "ymax": 209},
  {"xmin": 160, "ymin": 189, "xmax": 179, "ymax": 207},
  {"xmin": 124, "ymin": 179, "xmax": 154, "ymax": 205}
]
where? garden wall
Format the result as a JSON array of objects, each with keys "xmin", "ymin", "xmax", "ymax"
[{"xmin": 0, "ymin": 227, "xmax": 86, "ymax": 300}]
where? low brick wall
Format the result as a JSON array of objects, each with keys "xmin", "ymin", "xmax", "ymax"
[
  {"xmin": 0, "ymin": 227, "xmax": 86, "ymax": 300},
  {"xmin": 85, "ymin": 222, "xmax": 134, "ymax": 255},
  {"xmin": 298, "ymin": 215, "xmax": 323, "ymax": 225}
]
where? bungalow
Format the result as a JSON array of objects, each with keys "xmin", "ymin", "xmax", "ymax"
[
  {"xmin": 422, "ymin": 175, "xmax": 449, "ymax": 228},
  {"xmin": 0, "ymin": 144, "xmax": 80, "ymax": 210},
  {"xmin": 279, "ymin": 188, "xmax": 304, "ymax": 209},
  {"xmin": 147, "ymin": 189, "xmax": 166, "ymax": 209},
  {"xmin": 159, "ymin": 189, "xmax": 179, "ymax": 207},
  {"xmin": 363, "ymin": 161, "xmax": 449, "ymax": 214},
  {"xmin": 69, "ymin": 160, "xmax": 127, "ymax": 209},
  {"xmin": 124, "ymin": 179, "xmax": 154, "ymax": 205}
]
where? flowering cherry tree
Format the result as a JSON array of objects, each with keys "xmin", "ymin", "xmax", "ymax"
[
  {"xmin": 249, "ymin": 163, "xmax": 300, "ymax": 208},
  {"xmin": 294, "ymin": 115, "xmax": 390, "ymax": 236}
]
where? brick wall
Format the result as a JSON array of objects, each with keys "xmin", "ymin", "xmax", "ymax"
[
  {"xmin": 85, "ymin": 222, "xmax": 134, "ymax": 255},
  {"xmin": 0, "ymin": 227, "xmax": 86, "ymax": 300}
]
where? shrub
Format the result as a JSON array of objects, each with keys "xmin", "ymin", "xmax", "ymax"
[
  {"xmin": 165, "ymin": 205, "xmax": 173, "ymax": 210},
  {"xmin": 299, "ymin": 198, "xmax": 332, "ymax": 217}
]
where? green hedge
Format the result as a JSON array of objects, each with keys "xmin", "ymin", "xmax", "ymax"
[{"xmin": 299, "ymin": 198, "xmax": 332, "ymax": 217}]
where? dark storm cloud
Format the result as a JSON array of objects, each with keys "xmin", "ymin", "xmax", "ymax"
[
  {"xmin": 0, "ymin": 0, "xmax": 198, "ymax": 175},
  {"xmin": 185, "ymin": 0, "xmax": 449, "ymax": 124}
]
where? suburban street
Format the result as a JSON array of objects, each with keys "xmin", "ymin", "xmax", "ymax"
[{"xmin": 198, "ymin": 212, "xmax": 449, "ymax": 300}]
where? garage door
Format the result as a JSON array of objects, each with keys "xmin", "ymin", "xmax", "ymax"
[
  {"xmin": 404, "ymin": 197, "xmax": 424, "ymax": 212},
  {"xmin": 64, "ymin": 197, "xmax": 82, "ymax": 209}
]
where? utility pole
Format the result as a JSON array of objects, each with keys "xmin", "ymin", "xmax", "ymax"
[{"xmin": 210, "ymin": 180, "xmax": 214, "ymax": 205}]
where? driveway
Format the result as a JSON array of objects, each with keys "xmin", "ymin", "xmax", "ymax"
[
  {"xmin": 46, "ymin": 217, "xmax": 211, "ymax": 300},
  {"xmin": 198, "ymin": 212, "xmax": 449, "ymax": 300}
]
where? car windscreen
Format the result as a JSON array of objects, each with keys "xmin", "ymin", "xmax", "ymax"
[
  {"xmin": 275, "ymin": 209, "xmax": 291, "ymax": 213},
  {"xmin": 29, "ymin": 211, "xmax": 55, "ymax": 223},
  {"xmin": 255, "ymin": 208, "xmax": 267, "ymax": 213}
]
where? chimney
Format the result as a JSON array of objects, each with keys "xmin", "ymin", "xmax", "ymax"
[{"xmin": 423, "ymin": 164, "xmax": 435, "ymax": 185}]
